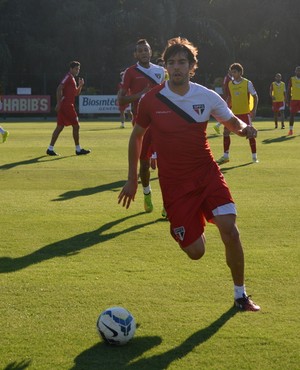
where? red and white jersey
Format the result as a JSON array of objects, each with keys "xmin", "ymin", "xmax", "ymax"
[
  {"xmin": 122, "ymin": 62, "xmax": 165, "ymax": 114},
  {"xmin": 137, "ymin": 81, "xmax": 233, "ymax": 184},
  {"xmin": 60, "ymin": 72, "xmax": 77, "ymax": 104}
]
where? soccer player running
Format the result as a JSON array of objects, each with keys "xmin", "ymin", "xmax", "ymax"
[
  {"xmin": 217, "ymin": 63, "xmax": 259, "ymax": 164},
  {"xmin": 118, "ymin": 37, "xmax": 260, "ymax": 311},
  {"xmin": 287, "ymin": 65, "xmax": 300, "ymax": 135},
  {"xmin": 118, "ymin": 39, "xmax": 165, "ymax": 213},
  {"xmin": 269, "ymin": 73, "xmax": 286, "ymax": 129},
  {"xmin": 47, "ymin": 61, "xmax": 90, "ymax": 156}
]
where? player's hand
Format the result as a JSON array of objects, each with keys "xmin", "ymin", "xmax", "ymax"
[
  {"xmin": 78, "ymin": 78, "xmax": 84, "ymax": 87},
  {"xmin": 242, "ymin": 125, "xmax": 257, "ymax": 139},
  {"xmin": 118, "ymin": 180, "xmax": 138, "ymax": 209}
]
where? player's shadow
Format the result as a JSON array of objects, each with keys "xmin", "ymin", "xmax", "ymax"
[
  {"xmin": 52, "ymin": 177, "xmax": 159, "ymax": 201},
  {"xmin": 0, "ymin": 155, "xmax": 64, "ymax": 170},
  {"xmin": 262, "ymin": 135, "xmax": 296, "ymax": 144},
  {"xmin": 52, "ymin": 180, "xmax": 127, "ymax": 200},
  {"xmin": 0, "ymin": 212, "xmax": 160, "ymax": 274},
  {"xmin": 71, "ymin": 307, "xmax": 237, "ymax": 370},
  {"xmin": 3, "ymin": 360, "xmax": 31, "ymax": 370},
  {"xmin": 219, "ymin": 162, "xmax": 253, "ymax": 174}
]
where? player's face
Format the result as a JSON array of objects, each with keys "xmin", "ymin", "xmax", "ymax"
[
  {"xmin": 166, "ymin": 52, "xmax": 191, "ymax": 86},
  {"xmin": 230, "ymin": 69, "xmax": 242, "ymax": 81},
  {"xmin": 135, "ymin": 45, "xmax": 152, "ymax": 66},
  {"xmin": 70, "ymin": 66, "xmax": 80, "ymax": 77},
  {"xmin": 275, "ymin": 74, "xmax": 282, "ymax": 82}
]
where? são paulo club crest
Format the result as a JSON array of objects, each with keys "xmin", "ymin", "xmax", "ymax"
[
  {"xmin": 173, "ymin": 226, "xmax": 185, "ymax": 242},
  {"xmin": 193, "ymin": 104, "xmax": 205, "ymax": 115}
]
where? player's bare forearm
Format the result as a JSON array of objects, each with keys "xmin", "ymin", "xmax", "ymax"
[
  {"xmin": 222, "ymin": 116, "xmax": 257, "ymax": 139},
  {"xmin": 118, "ymin": 125, "xmax": 146, "ymax": 209}
]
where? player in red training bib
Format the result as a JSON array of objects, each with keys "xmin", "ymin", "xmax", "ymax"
[
  {"xmin": 118, "ymin": 39, "xmax": 165, "ymax": 213},
  {"xmin": 119, "ymin": 37, "xmax": 260, "ymax": 312},
  {"xmin": 46, "ymin": 61, "xmax": 90, "ymax": 156}
]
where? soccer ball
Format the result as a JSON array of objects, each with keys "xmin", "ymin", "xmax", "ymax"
[{"xmin": 96, "ymin": 306, "xmax": 136, "ymax": 345}]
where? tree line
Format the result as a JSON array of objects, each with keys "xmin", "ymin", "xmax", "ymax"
[{"xmin": 0, "ymin": 0, "xmax": 299, "ymax": 115}]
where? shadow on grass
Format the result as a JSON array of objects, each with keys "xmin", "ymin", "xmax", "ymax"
[
  {"xmin": 52, "ymin": 177, "xmax": 159, "ymax": 201},
  {"xmin": 52, "ymin": 180, "xmax": 127, "ymax": 200},
  {"xmin": 0, "ymin": 212, "xmax": 161, "ymax": 274},
  {"xmin": 3, "ymin": 360, "xmax": 31, "ymax": 370},
  {"xmin": 0, "ymin": 155, "xmax": 66, "ymax": 170},
  {"xmin": 71, "ymin": 307, "xmax": 237, "ymax": 370},
  {"xmin": 219, "ymin": 161, "xmax": 253, "ymax": 174},
  {"xmin": 262, "ymin": 135, "xmax": 296, "ymax": 144}
]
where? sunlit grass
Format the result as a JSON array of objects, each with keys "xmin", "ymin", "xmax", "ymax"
[{"xmin": 0, "ymin": 120, "xmax": 299, "ymax": 370}]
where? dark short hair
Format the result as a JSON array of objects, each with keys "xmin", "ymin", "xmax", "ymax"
[
  {"xmin": 163, "ymin": 37, "xmax": 198, "ymax": 76},
  {"xmin": 135, "ymin": 39, "xmax": 151, "ymax": 51},
  {"xmin": 69, "ymin": 61, "xmax": 80, "ymax": 69},
  {"xmin": 230, "ymin": 63, "xmax": 243, "ymax": 75}
]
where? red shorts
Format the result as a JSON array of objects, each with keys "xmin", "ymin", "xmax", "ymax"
[
  {"xmin": 118, "ymin": 103, "xmax": 130, "ymax": 113},
  {"xmin": 290, "ymin": 100, "xmax": 300, "ymax": 114},
  {"xmin": 272, "ymin": 101, "xmax": 285, "ymax": 112},
  {"xmin": 160, "ymin": 163, "xmax": 235, "ymax": 248},
  {"xmin": 57, "ymin": 103, "xmax": 78, "ymax": 126}
]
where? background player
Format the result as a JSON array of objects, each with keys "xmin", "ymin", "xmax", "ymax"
[
  {"xmin": 118, "ymin": 39, "xmax": 165, "ymax": 213},
  {"xmin": 287, "ymin": 66, "xmax": 300, "ymax": 135},
  {"xmin": 217, "ymin": 63, "xmax": 259, "ymax": 164},
  {"xmin": 117, "ymin": 71, "xmax": 132, "ymax": 128},
  {"xmin": 269, "ymin": 73, "xmax": 286, "ymax": 129},
  {"xmin": 213, "ymin": 68, "xmax": 233, "ymax": 134},
  {"xmin": 46, "ymin": 61, "xmax": 90, "ymax": 156},
  {"xmin": 0, "ymin": 126, "xmax": 9, "ymax": 143}
]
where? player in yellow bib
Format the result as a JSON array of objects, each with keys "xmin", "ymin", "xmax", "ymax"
[
  {"xmin": 217, "ymin": 63, "xmax": 259, "ymax": 164},
  {"xmin": 287, "ymin": 66, "xmax": 300, "ymax": 135},
  {"xmin": 269, "ymin": 73, "xmax": 286, "ymax": 129}
]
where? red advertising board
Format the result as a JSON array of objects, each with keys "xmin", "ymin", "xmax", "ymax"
[{"xmin": 0, "ymin": 95, "xmax": 51, "ymax": 113}]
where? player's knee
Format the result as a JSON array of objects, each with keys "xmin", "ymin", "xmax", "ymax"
[{"xmin": 183, "ymin": 236, "xmax": 206, "ymax": 260}]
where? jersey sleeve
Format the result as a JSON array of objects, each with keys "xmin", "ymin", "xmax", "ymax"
[
  {"xmin": 136, "ymin": 94, "xmax": 151, "ymax": 129},
  {"xmin": 248, "ymin": 80, "xmax": 257, "ymax": 96},
  {"xmin": 122, "ymin": 68, "xmax": 131, "ymax": 93},
  {"xmin": 210, "ymin": 90, "xmax": 233, "ymax": 122}
]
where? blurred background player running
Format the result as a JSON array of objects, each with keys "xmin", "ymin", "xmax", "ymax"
[{"xmin": 118, "ymin": 39, "xmax": 165, "ymax": 213}]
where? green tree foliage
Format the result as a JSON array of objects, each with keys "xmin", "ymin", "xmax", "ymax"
[{"xmin": 0, "ymin": 0, "xmax": 299, "ymax": 107}]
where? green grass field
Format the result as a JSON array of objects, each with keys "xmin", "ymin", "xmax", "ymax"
[{"xmin": 0, "ymin": 119, "xmax": 299, "ymax": 370}]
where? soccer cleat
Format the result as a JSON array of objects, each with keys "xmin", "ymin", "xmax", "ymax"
[
  {"xmin": 216, "ymin": 156, "xmax": 229, "ymax": 165},
  {"xmin": 288, "ymin": 130, "xmax": 293, "ymax": 136},
  {"xmin": 76, "ymin": 148, "xmax": 91, "ymax": 155},
  {"xmin": 213, "ymin": 124, "xmax": 221, "ymax": 135},
  {"xmin": 144, "ymin": 192, "xmax": 153, "ymax": 213},
  {"xmin": 120, "ymin": 125, "xmax": 125, "ymax": 129},
  {"xmin": 234, "ymin": 294, "xmax": 261, "ymax": 312},
  {"xmin": 2, "ymin": 131, "xmax": 9, "ymax": 143},
  {"xmin": 46, "ymin": 149, "xmax": 59, "ymax": 156},
  {"xmin": 274, "ymin": 124, "xmax": 278, "ymax": 129},
  {"xmin": 161, "ymin": 207, "xmax": 168, "ymax": 218},
  {"xmin": 281, "ymin": 125, "xmax": 285, "ymax": 129},
  {"xmin": 252, "ymin": 158, "xmax": 259, "ymax": 163}
]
